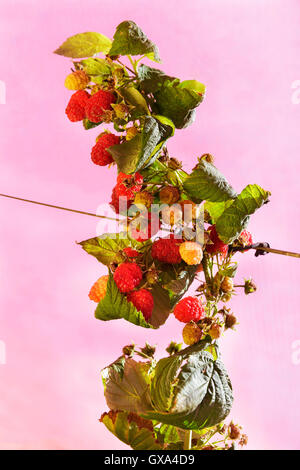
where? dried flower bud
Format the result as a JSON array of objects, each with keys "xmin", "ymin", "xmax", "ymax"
[
  {"xmin": 140, "ymin": 342, "xmax": 156, "ymax": 357},
  {"xmin": 239, "ymin": 433, "xmax": 248, "ymax": 447},
  {"xmin": 201, "ymin": 153, "xmax": 214, "ymax": 164},
  {"xmin": 228, "ymin": 422, "xmax": 241, "ymax": 440},
  {"xmin": 225, "ymin": 313, "xmax": 237, "ymax": 329},
  {"xmin": 166, "ymin": 341, "xmax": 182, "ymax": 355},
  {"xmin": 168, "ymin": 157, "xmax": 182, "ymax": 169},
  {"xmin": 122, "ymin": 344, "xmax": 135, "ymax": 356},
  {"xmin": 146, "ymin": 269, "xmax": 159, "ymax": 285},
  {"xmin": 244, "ymin": 278, "xmax": 257, "ymax": 295}
]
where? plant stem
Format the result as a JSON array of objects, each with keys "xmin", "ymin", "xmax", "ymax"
[{"xmin": 184, "ymin": 430, "xmax": 192, "ymax": 450}]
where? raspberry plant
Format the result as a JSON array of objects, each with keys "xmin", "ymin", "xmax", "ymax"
[{"xmin": 55, "ymin": 21, "xmax": 270, "ymax": 450}]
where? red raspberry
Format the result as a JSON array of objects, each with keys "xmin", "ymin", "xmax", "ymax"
[
  {"xmin": 85, "ymin": 89, "xmax": 116, "ymax": 123},
  {"xmin": 123, "ymin": 247, "xmax": 139, "ymax": 258},
  {"xmin": 206, "ymin": 225, "xmax": 228, "ymax": 257},
  {"xmin": 91, "ymin": 133, "xmax": 120, "ymax": 166},
  {"xmin": 174, "ymin": 296, "xmax": 205, "ymax": 323},
  {"xmin": 151, "ymin": 234, "xmax": 182, "ymax": 264},
  {"xmin": 65, "ymin": 90, "xmax": 90, "ymax": 122},
  {"xmin": 113, "ymin": 262, "xmax": 142, "ymax": 293},
  {"xmin": 110, "ymin": 172, "xmax": 144, "ymax": 213},
  {"xmin": 127, "ymin": 289, "xmax": 154, "ymax": 321}
]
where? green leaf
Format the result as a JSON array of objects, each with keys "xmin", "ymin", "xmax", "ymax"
[
  {"xmin": 108, "ymin": 116, "xmax": 174, "ymax": 173},
  {"xmin": 145, "ymin": 350, "xmax": 233, "ymax": 430},
  {"xmin": 219, "ymin": 263, "xmax": 238, "ymax": 278},
  {"xmin": 149, "ymin": 284, "xmax": 172, "ymax": 329},
  {"xmin": 118, "ymin": 86, "xmax": 150, "ymax": 115},
  {"xmin": 109, "ymin": 21, "xmax": 160, "ymax": 62},
  {"xmin": 183, "ymin": 160, "xmax": 238, "ymax": 203},
  {"xmin": 78, "ymin": 233, "xmax": 135, "ymax": 265},
  {"xmin": 82, "ymin": 119, "xmax": 101, "ymax": 130},
  {"xmin": 164, "ymin": 266, "xmax": 198, "ymax": 308},
  {"xmin": 178, "ymin": 80, "xmax": 206, "ymax": 94},
  {"xmin": 100, "ymin": 411, "xmax": 163, "ymax": 450},
  {"xmin": 102, "ymin": 358, "xmax": 153, "ymax": 413},
  {"xmin": 109, "ymin": 134, "xmax": 143, "ymax": 174},
  {"xmin": 216, "ymin": 184, "xmax": 270, "ymax": 243},
  {"xmin": 95, "ymin": 273, "xmax": 153, "ymax": 328},
  {"xmin": 154, "ymin": 82, "xmax": 203, "ymax": 129},
  {"xmin": 204, "ymin": 200, "xmax": 234, "ymax": 223},
  {"xmin": 155, "ymin": 423, "xmax": 180, "ymax": 444},
  {"xmin": 54, "ymin": 32, "xmax": 112, "ymax": 58},
  {"xmin": 80, "ymin": 58, "xmax": 111, "ymax": 75},
  {"xmin": 150, "ymin": 355, "xmax": 183, "ymax": 412},
  {"xmin": 135, "ymin": 115, "xmax": 174, "ymax": 171},
  {"xmin": 138, "ymin": 64, "xmax": 177, "ymax": 94}
]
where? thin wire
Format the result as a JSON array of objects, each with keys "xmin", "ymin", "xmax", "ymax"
[{"xmin": 0, "ymin": 193, "xmax": 120, "ymax": 222}]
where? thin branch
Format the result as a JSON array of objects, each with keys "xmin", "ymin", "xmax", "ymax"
[{"xmin": 0, "ymin": 193, "xmax": 120, "ymax": 222}]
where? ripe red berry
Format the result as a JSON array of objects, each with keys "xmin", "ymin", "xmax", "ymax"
[
  {"xmin": 91, "ymin": 133, "xmax": 120, "ymax": 166},
  {"xmin": 113, "ymin": 262, "xmax": 142, "ymax": 293},
  {"xmin": 127, "ymin": 289, "xmax": 154, "ymax": 321},
  {"xmin": 65, "ymin": 90, "xmax": 90, "ymax": 122},
  {"xmin": 85, "ymin": 89, "xmax": 116, "ymax": 123},
  {"xmin": 110, "ymin": 172, "xmax": 144, "ymax": 213},
  {"xmin": 151, "ymin": 235, "xmax": 182, "ymax": 264},
  {"xmin": 173, "ymin": 296, "xmax": 205, "ymax": 323},
  {"xmin": 123, "ymin": 247, "xmax": 139, "ymax": 258},
  {"xmin": 206, "ymin": 225, "xmax": 228, "ymax": 257}
]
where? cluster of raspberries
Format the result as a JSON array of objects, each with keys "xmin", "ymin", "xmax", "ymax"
[
  {"xmin": 113, "ymin": 260, "xmax": 153, "ymax": 321},
  {"xmin": 110, "ymin": 172, "xmax": 144, "ymax": 213},
  {"xmin": 65, "ymin": 89, "xmax": 116, "ymax": 123}
]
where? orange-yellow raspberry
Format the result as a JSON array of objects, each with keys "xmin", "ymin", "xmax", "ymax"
[
  {"xmin": 179, "ymin": 241, "xmax": 203, "ymax": 265},
  {"xmin": 88, "ymin": 275, "xmax": 109, "ymax": 302},
  {"xmin": 64, "ymin": 71, "xmax": 90, "ymax": 90},
  {"xmin": 182, "ymin": 322, "xmax": 203, "ymax": 345}
]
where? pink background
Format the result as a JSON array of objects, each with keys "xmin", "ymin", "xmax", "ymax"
[{"xmin": 0, "ymin": 0, "xmax": 300, "ymax": 450}]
